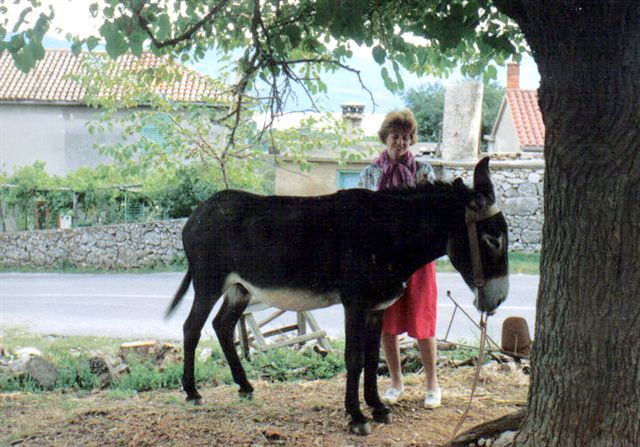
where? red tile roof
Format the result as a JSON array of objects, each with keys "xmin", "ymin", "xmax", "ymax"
[
  {"xmin": 0, "ymin": 49, "xmax": 222, "ymax": 104},
  {"xmin": 506, "ymin": 89, "xmax": 545, "ymax": 148}
]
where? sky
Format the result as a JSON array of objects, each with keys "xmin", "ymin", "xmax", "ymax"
[{"xmin": 22, "ymin": 1, "xmax": 540, "ymax": 114}]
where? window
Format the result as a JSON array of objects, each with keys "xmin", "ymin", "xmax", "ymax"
[
  {"xmin": 141, "ymin": 114, "xmax": 171, "ymax": 145},
  {"xmin": 337, "ymin": 171, "xmax": 361, "ymax": 189},
  {"xmin": 141, "ymin": 125, "xmax": 164, "ymax": 144}
]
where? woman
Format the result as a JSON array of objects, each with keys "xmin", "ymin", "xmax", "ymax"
[{"xmin": 358, "ymin": 109, "xmax": 441, "ymax": 409}]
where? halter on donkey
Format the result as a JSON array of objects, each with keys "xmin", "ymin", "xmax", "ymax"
[{"xmin": 166, "ymin": 156, "xmax": 509, "ymax": 435}]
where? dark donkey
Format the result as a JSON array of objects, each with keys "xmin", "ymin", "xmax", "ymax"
[{"xmin": 166, "ymin": 157, "xmax": 509, "ymax": 435}]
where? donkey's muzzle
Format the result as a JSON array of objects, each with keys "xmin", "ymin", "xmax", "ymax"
[{"xmin": 473, "ymin": 275, "xmax": 509, "ymax": 313}]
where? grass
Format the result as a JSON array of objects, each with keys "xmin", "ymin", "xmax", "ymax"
[
  {"xmin": 0, "ymin": 255, "xmax": 187, "ymax": 274},
  {"xmin": 436, "ymin": 251, "xmax": 539, "ymax": 274},
  {"xmin": 0, "ymin": 329, "xmax": 481, "ymax": 395}
]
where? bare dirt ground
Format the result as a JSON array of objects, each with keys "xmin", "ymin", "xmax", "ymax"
[{"xmin": 1, "ymin": 365, "xmax": 528, "ymax": 447}]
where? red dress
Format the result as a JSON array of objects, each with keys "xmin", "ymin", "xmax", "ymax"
[{"xmin": 382, "ymin": 262, "xmax": 437, "ymax": 339}]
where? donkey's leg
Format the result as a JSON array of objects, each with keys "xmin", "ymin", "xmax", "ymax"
[
  {"xmin": 363, "ymin": 309, "xmax": 392, "ymax": 423},
  {"xmin": 343, "ymin": 303, "xmax": 370, "ymax": 435},
  {"xmin": 183, "ymin": 289, "xmax": 218, "ymax": 403},
  {"xmin": 212, "ymin": 284, "xmax": 253, "ymax": 398}
]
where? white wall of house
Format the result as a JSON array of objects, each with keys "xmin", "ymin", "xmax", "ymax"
[
  {"xmin": 490, "ymin": 103, "xmax": 520, "ymax": 153},
  {"xmin": 0, "ymin": 103, "xmax": 118, "ymax": 176}
]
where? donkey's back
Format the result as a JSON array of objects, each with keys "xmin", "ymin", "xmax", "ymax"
[{"xmin": 182, "ymin": 189, "xmax": 380, "ymax": 295}]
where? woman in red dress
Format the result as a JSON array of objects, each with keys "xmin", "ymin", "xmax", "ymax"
[{"xmin": 358, "ymin": 109, "xmax": 441, "ymax": 409}]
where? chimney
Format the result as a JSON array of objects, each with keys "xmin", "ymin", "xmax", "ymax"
[
  {"xmin": 341, "ymin": 102, "xmax": 364, "ymax": 131},
  {"xmin": 506, "ymin": 62, "xmax": 520, "ymax": 89}
]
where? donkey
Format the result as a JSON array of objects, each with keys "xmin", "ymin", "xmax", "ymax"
[{"xmin": 166, "ymin": 157, "xmax": 509, "ymax": 435}]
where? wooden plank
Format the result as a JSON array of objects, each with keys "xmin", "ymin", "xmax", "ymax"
[
  {"xmin": 234, "ymin": 324, "xmax": 299, "ymax": 347},
  {"xmin": 244, "ymin": 313, "xmax": 268, "ymax": 347},
  {"xmin": 296, "ymin": 312, "xmax": 307, "ymax": 335},
  {"xmin": 262, "ymin": 330, "xmax": 327, "ymax": 350},
  {"xmin": 257, "ymin": 309, "xmax": 286, "ymax": 328},
  {"xmin": 301, "ymin": 311, "xmax": 332, "ymax": 351}
]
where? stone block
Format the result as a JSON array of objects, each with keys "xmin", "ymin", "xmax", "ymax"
[
  {"xmin": 441, "ymin": 81, "xmax": 483, "ymax": 161},
  {"xmin": 10, "ymin": 356, "xmax": 59, "ymax": 389},
  {"xmin": 502, "ymin": 197, "xmax": 539, "ymax": 215}
]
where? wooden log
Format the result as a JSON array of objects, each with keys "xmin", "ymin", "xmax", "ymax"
[{"xmin": 442, "ymin": 409, "xmax": 526, "ymax": 447}]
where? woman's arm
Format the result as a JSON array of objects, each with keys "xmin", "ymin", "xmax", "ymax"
[{"xmin": 358, "ymin": 164, "xmax": 380, "ymax": 191}]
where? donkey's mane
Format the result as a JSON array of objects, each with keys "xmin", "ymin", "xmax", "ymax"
[{"xmin": 376, "ymin": 180, "xmax": 470, "ymax": 201}]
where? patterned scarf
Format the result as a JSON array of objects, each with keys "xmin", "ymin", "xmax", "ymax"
[{"xmin": 374, "ymin": 150, "xmax": 417, "ymax": 190}]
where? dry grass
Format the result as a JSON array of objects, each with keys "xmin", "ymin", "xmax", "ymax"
[{"xmin": 1, "ymin": 364, "xmax": 528, "ymax": 447}]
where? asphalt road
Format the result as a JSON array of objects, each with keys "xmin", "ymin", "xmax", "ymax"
[{"xmin": 1, "ymin": 272, "xmax": 538, "ymax": 345}]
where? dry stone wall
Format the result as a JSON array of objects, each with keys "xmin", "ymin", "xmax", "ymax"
[
  {"xmin": 0, "ymin": 219, "xmax": 186, "ymax": 269},
  {"xmin": 434, "ymin": 160, "xmax": 544, "ymax": 252}
]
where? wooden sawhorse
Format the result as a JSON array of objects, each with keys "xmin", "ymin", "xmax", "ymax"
[{"xmin": 235, "ymin": 299, "xmax": 332, "ymax": 359}]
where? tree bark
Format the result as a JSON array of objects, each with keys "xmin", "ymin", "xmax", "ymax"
[{"xmin": 493, "ymin": 1, "xmax": 640, "ymax": 445}]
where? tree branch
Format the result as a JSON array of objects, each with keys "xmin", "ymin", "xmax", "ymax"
[{"xmin": 133, "ymin": 1, "xmax": 230, "ymax": 49}]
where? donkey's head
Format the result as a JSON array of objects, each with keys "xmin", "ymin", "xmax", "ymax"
[{"xmin": 447, "ymin": 157, "xmax": 509, "ymax": 314}]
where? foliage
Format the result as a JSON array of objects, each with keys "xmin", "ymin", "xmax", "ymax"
[
  {"xmin": 403, "ymin": 81, "xmax": 504, "ymax": 144},
  {"xmin": 0, "ymin": 159, "xmax": 273, "ymax": 230},
  {"xmin": 1, "ymin": 1, "xmax": 525, "ymax": 176}
]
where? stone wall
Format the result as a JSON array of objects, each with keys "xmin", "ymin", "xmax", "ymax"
[
  {"xmin": 433, "ymin": 160, "xmax": 544, "ymax": 252},
  {"xmin": 0, "ymin": 219, "xmax": 187, "ymax": 269}
]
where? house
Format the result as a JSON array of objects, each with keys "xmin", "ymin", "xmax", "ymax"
[
  {"xmin": 485, "ymin": 63, "xmax": 545, "ymax": 154},
  {"xmin": 0, "ymin": 49, "xmax": 220, "ymax": 176}
]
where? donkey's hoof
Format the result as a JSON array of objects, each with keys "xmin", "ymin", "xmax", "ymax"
[
  {"xmin": 373, "ymin": 407, "xmax": 393, "ymax": 424},
  {"xmin": 238, "ymin": 389, "xmax": 254, "ymax": 400},
  {"xmin": 349, "ymin": 419, "xmax": 371, "ymax": 436},
  {"xmin": 185, "ymin": 394, "xmax": 202, "ymax": 405}
]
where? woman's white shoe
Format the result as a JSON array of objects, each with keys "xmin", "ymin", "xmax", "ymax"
[
  {"xmin": 424, "ymin": 387, "xmax": 442, "ymax": 409},
  {"xmin": 382, "ymin": 386, "xmax": 404, "ymax": 404}
]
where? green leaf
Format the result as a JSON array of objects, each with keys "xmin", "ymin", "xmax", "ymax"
[
  {"xmin": 12, "ymin": 7, "xmax": 32, "ymax": 33},
  {"xmin": 86, "ymin": 36, "xmax": 100, "ymax": 51},
  {"xmin": 283, "ymin": 24, "xmax": 302, "ymax": 49},
  {"xmin": 372, "ymin": 45, "xmax": 386, "ymax": 65},
  {"xmin": 156, "ymin": 15, "xmax": 171, "ymax": 41},
  {"xmin": 71, "ymin": 41, "xmax": 82, "ymax": 57},
  {"xmin": 89, "ymin": 3, "xmax": 100, "ymax": 17},
  {"xmin": 12, "ymin": 45, "xmax": 36, "ymax": 72},
  {"xmin": 485, "ymin": 64, "xmax": 498, "ymax": 81},
  {"xmin": 100, "ymin": 21, "xmax": 128, "ymax": 59},
  {"xmin": 9, "ymin": 33, "xmax": 25, "ymax": 52},
  {"xmin": 29, "ymin": 40, "xmax": 45, "ymax": 61},
  {"xmin": 128, "ymin": 29, "xmax": 147, "ymax": 55},
  {"xmin": 381, "ymin": 66, "xmax": 395, "ymax": 92}
]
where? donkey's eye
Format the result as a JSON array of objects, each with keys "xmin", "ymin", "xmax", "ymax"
[{"xmin": 482, "ymin": 234, "xmax": 504, "ymax": 254}]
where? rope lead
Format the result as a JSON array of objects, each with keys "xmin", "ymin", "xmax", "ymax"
[{"xmin": 449, "ymin": 312, "xmax": 489, "ymax": 442}]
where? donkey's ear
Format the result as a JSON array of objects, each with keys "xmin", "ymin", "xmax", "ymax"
[
  {"xmin": 473, "ymin": 157, "xmax": 495, "ymax": 203},
  {"xmin": 453, "ymin": 177, "xmax": 466, "ymax": 191}
]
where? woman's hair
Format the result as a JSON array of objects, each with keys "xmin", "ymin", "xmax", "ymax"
[{"xmin": 378, "ymin": 109, "xmax": 418, "ymax": 145}]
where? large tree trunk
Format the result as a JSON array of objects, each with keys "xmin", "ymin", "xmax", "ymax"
[{"xmin": 493, "ymin": 2, "xmax": 640, "ymax": 445}]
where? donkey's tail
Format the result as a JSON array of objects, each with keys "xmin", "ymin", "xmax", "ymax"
[{"xmin": 165, "ymin": 270, "xmax": 192, "ymax": 319}]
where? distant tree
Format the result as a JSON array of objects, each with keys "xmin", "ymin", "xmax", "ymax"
[
  {"xmin": 403, "ymin": 83, "xmax": 445, "ymax": 142},
  {"xmin": 403, "ymin": 81, "xmax": 504, "ymax": 143}
]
